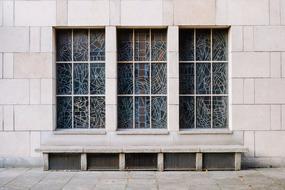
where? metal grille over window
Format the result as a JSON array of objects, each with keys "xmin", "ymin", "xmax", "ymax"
[
  {"xmin": 117, "ymin": 29, "xmax": 167, "ymax": 129},
  {"xmin": 179, "ymin": 29, "xmax": 228, "ymax": 129},
  {"xmin": 56, "ymin": 29, "xmax": 105, "ymax": 129}
]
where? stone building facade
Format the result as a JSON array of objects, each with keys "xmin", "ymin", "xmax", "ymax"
[{"xmin": 0, "ymin": 0, "xmax": 285, "ymax": 169}]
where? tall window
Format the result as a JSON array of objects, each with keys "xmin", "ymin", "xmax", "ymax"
[
  {"xmin": 117, "ymin": 29, "xmax": 167, "ymax": 129},
  {"xmin": 179, "ymin": 29, "xmax": 228, "ymax": 129},
  {"xmin": 56, "ymin": 29, "xmax": 105, "ymax": 129}
]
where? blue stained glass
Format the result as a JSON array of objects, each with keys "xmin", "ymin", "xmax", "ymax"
[
  {"xmin": 135, "ymin": 96, "xmax": 150, "ymax": 128},
  {"xmin": 179, "ymin": 29, "xmax": 194, "ymax": 61},
  {"xmin": 56, "ymin": 30, "xmax": 72, "ymax": 61},
  {"xmin": 196, "ymin": 29, "xmax": 211, "ymax": 61},
  {"xmin": 90, "ymin": 63, "xmax": 105, "ymax": 94},
  {"xmin": 179, "ymin": 96, "xmax": 194, "ymax": 129},
  {"xmin": 74, "ymin": 96, "xmax": 89, "ymax": 128},
  {"xmin": 57, "ymin": 97, "xmax": 72, "ymax": 129},
  {"xmin": 118, "ymin": 30, "xmax": 133, "ymax": 61},
  {"xmin": 118, "ymin": 97, "xmax": 133, "ymax": 128},
  {"xmin": 152, "ymin": 96, "xmax": 167, "ymax": 128},
  {"xmin": 135, "ymin": 30, "xmax": 150, "ymax": 61},
  {"xmin": 196, "ymin": 96, "xmax": 211, "ymax": 128},
  {"xmin": 151, "ymin": 30, "xmax": 167, "ymax": 61},
  {"xmin": 179, "ymin": 63, "xmax": 194, "ymax": 94},
  {"xmin": 90, "ymin": 30, "xmax": 105, "ymax": 61},
  {"xmin": 151, "ymin": 63, "xmax": 167, "ymax": 94},
  {"xmin": 57, "ymin": 63, "xmax": 72, "ymax": 95},
  {"xmin": 213, "ymin": 63, "xmax": 228, "ymax": 94},
  {"xmin": 135, "ymin": 63, "xmax": 150, "ymax": 94},
  {"xmin": 212, "ymin": 29, "xmax": 228, "ymax": 61},
  {"xmin": 196, "ymin": 63, "xmax": 211, "ymax": 94},
  {"xmin": 90, "ymin": 96, "xmax": 105, "ymax": 128},
  {"xmin": 213, "ymin": 96, "xmax": 228, "ymax": 128},
  {"xmin": 74, "ymin": 63, "xmax": 88, "ymax": 94},
  {"xmin": 118, "ymin": 64, "xmax": 133, "ymax": 94},
  {"xmin": 73, "ymin": 30, "xmax": 88, "ymax": 61}
]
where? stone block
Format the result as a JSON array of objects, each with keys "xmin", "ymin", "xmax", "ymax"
[
  {"xmin": 270, "ymin": 0, "xmax": 281, "ymax": 25},
  {"xmin": 30, "ymin": 132, "xmax": 41, "ymax": 157},
  {"xmin": 121, "ymin": 0, "xmax": 163, "ymax": 26},
  {"xmin": 162, "ymin": 0, "xmax": 173, "ymax": 25},
  {"xmin": 282, "ymin": 0, "xmax": 285, "ymax": 25},
  {"xmin": 232, "ymin": 52, "xmax": 270, "ymax": 78},
  {"xmin": 0, "ymin": 27, "xmax": 29, "ymax": 52},
  {"xmin": 110, "ymin": 0, "xmax": 120, "ymax": 25},
  {"xmin": 282, "ymin": 52, "xmax": 285, "ymax": 77},
  {"xmin": 3, "ymin": 105, "xmax": 13, "ymax": 131},
  {"xmin": 0, "ymin": 53, "xmax": 2, "ymax": 78},
  {"xmin": 254, "ymin": 26, "xmax": 285, "ymax": 51},
  {"xmin": 168, "ymin": 104, "xmax": 179, "ymax": 132},
  {"xmin": 167, "ymin": 26, "xmax": 178, "ymax": 52},
  {"xmin": 0, "ymin": 106, "xmax": 2, "ymax": 130},
  {"xmin": 270, "ymin": 52, "xmax": 281, "ymax": 78},
  {"xmin": 243, "ymin": 26, "xmax": 254, "ymax": 51},
  {"xmin": 3, "ymin": 1, "xmax": 13, "ymax": 26},
  {"xmin": 244, "ymin": 79, "xmax": 254, "ymax": 104},
  {"xmin": 243, "ymin": 131, "xmax": 255, "ymax": 157},
  {"xmin": 30, "ymin": 27, "xmax": 41, "ymax": 52},
  {"xmin": 15, "ymin": 1, "xmax": 56, "ymax": 26},
  {"xmin": 232, "ymin": 79, "xmax": 243, "ymax": 104},
  {"xmin": 3, "ymin": 53, "xmax": 13, "ymax": 78},
  {"xmin": 106, "ymin": 52, "xmax": 117, "ymax": 79},
  {"xmin": 106, "ymin": 78, "xmax": 117, "ymax": 105},
  {"xmin": 255, "ymin": 131, "xmax": 285, "ymax": 157},
  {"xmin": 106, "ymin": 26, "xmax": 116, "ymax": 52},
  {"xmin": 255, "ymin": 79, "xmax": 285, "ymax": 104},
  {"xmin": 282, "ymin": 105, "xmax": 285, "ymax": 130},
  {"xmin": 41, "ymin": 79, "xmax": 55, "ymax": 105},
  {"xmin": 174, "ymin": 0, "xmax": 215, "ymax": 25},
  {"xmin": 168, "ymin": 78, "xmax": 179, "ymax": 105},
  {"xmin": 106, "ymin": 104, "xmax": 117, "ymax": 132},
  {"xmin": 271, "ymin": 105, "xmax": 281, "ymax": 130},
  {"xmin": 56, "ymin": 0, "xmax": 68, "ymax": 25},
  {"xmin": 14, "ymin": 53, "xmax": 52, "ymax": 78},
  {"xmin": 41, "ymin": 27, "xmax": 53, "ymax": 53},
  {"xmin": 168, "ymin": 52, "xmax": 179, "ymax": 78},
  {"xmin": 68, "ymin": 0, "xmax": 109, "ymax": 25},
  {"xmin": 0, "ymin": 79, "xmax": 29, "ymax": 104},
  {"xmin": 230, "ymin": 26, "xmax": 243, "ymax": 52},
  {"xmin": 0, "ymin": 132, "xmax": 30, "ymax": 156},
  {"xmin": 14, "ymin": 105, "xmax": 53, "ymax": 131},
  {"xmin": 232, "ymin": 105, "xmax": 270, "ymax": 130},
  {"xmin": 0, "ymin": 1, "xmax": 2, "ymax": 26},
  {"xmin": 30, "ymin": 79, "xmax": 41, "ymax": 105}
]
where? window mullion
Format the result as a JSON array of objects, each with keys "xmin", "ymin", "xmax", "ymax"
[
  {"xmin": 132, "ymin": 29, "xmax": 135, "ymax": 129},
  {"xmin": 149, "ymin": 29, "xmax": 152, "ymax": 129},
  {"xmin": 71, "ymin": 29, "xmax": 74, "ymax": 129}
]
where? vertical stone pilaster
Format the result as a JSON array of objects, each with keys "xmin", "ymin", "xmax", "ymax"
[
  {"xmin": 235, "ymin": 152, "xmax": 241, "ymax": 171},
  {"xmin": 43, "ymin": 153, "xmax": 49, "ymax": 171},
  {"xmin": 167, "ymin": 26, "xmax": 179, "ymax": 132},
  {"xmin": 196, "ymin": 153, "xmax": 203, "ymax": 171},
  {"xmin": 158, "ymin": 153, "xmax": 164, "ymax": 171},
  {"xmin": 119, "ymin": 153, "xmax": 125, "ymax": 171},
  {"xmin": 81, "ymin": 153, "xmax": 87, "ymax": 171}
]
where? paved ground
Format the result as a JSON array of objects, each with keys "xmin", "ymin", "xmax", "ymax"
[{"xmin": 0, "ymin": 168, "xmax": 284, "ymax": 190}]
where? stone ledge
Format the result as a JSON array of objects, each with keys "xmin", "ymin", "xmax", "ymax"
[
  {"xmin": 53, "ymin": 129, "xmax": 106, "ymax": 135},
  {"xmin": 179, "ymin": 129, "xmax": 233, "ymax": 135},
  {"xmin": 116, "ymin": 129, "xmax": 169, "ymax": 135}
]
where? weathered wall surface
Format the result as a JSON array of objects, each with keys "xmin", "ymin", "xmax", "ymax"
[{"xmin": 0, "ymin": 0, "xmax": 285, "ymax": 167}]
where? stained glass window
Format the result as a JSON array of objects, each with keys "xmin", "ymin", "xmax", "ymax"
[
  {"xmin": 56, "ymin": 29, "xmax": 105, "ymax": 129},
  {"xmin": 117, "ymin": 29, "xmax": 167, "ymax": 129},
  {"xmin": 179, "ymin": 29, "xmax": 228, "ymax": 129}
]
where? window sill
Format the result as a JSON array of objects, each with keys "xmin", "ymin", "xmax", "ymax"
[
  {"xmin": 179, "ymin": 129, "xmax": 232, "ymax": 135},
  {"xmin": 53, "ymin": 129, "xmax": 106, "ymax": 135},
  {"xmin": 116, "ymin": 129, "xmax": 169, "ymax": 135}
]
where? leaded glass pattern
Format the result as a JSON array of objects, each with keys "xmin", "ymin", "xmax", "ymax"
[
  {"xmin": 179, "ymin": 29, "xmax": 228, "ymax": 129},
  {"xmin": 117, "ymin": 29, "xmax": 167, "ymax": 129},
  {"xmin": 56, "ymin": 29, "xmax": 105, "ymax": 129}
]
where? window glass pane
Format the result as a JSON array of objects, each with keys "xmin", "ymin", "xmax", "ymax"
[
  {"xmin": 90, "ymin": 30, "xmax": 105, "ymax": 61},
  {"xmin": 118, "ymin": 97, "xmax": 133, "ymax": 128},
  {"xmin": 57, "ymin": 63, "xmax": 72, "ymax": 95},
  {"xmin": 151, "ymin": 30, "xmax": 167, "ymax": 61},
  {"xmin": 73, "ymin": 29, "xmax": 88, "ymax": 61},
  {"xmin": 90, "ymin": 63, "xmax": 105, "ymax": 94},
  {"xmin": 213, "ymin": 96, "xmax": 228, "ymax": 128},
  {"xmin": 57, "ymin": 97, "xmax": 72, "ymax": 129},
  {"xmin": 212, "ymin": 29, "xmax": 228, "ymax": 61},
  {"xmin": 135, "ymin": 30, "xmax": 150, "ymax": 61},
  {"xmin": 118, "ymin": 29, "xmax": 133, "ymax": 61},
  {"xmin": 118, "ymin": 64, "xmax": 133, "ymax": 94},
  {"xmin": 74, "ymin": 63, "xmax": 88, "ymax": 94},
  {"xmin": 213, "ymin": 63, "xmax": 228, "ymax": 94},
  {"xmin": 135, "ymin": 63, "xmax": 150, "ymax": 94},
  {"xmin": 152, "ymin": 96, "xmax": 167, "ymax": 128},
  {"xmin": 179, "ymin": 63, "xmax": 194, "ymax": 94},
  {"xmin": 56, "ymin": 30, "xmax": 72, "ymax": 61},
  {"xmin": 196, "ymin": 96, "xmax": 211, "ymax": 128},
  {"xmin": 90, "ymin": 96, "xmax": 105, "ymax": 128},
  {"xmin": 151, "ymin": 63, "xmax": 167, "ymax": 94},
  {"xmin": 196, "ymin": 63, "xmax": 211, "ymax": 94},
  {"xmin": 179, "ymin": 29, "xmax": 194, "ymax": 61},
  {"xmin": 196, "ymin": 29, "xmax": 211, "ymax": 61},
  {"xmin": 179, "ymin": 96, "xmax": 194, "ymax": 128},
  {"xmin": 135, "ymin": 96, "xmax": 150, "ymax": 128},
  {"xmin": 74, "ymin": 96, "xmax": 89, "ymax": 128}
]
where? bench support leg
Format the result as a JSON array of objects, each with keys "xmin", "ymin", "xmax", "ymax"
[
  {"xmin": 43, "ymin": 153, "xmax": 49, "ymax": 171},
  {"xmin": 119, "ymin": 153, "xmax": 125, "ymax": 171},
  {"xmin": 196, "ymin": 153, "xmax": 202, "ymax": 171},
  {"xmin": 235, "ymin": 152, "xmax": 241, "ymax": 171},
  {"xmin": 158, "ymin": 153, "xmax": 164, "ymax": 171},
  {"xmin": 81, "ymin": 153, "xmax": 87, "ymax": 171}
]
